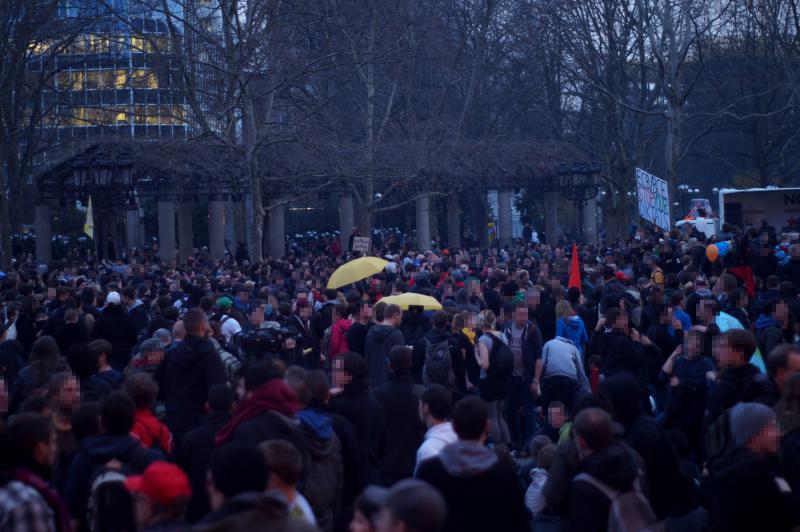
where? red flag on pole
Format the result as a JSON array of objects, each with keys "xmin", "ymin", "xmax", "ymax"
[{"xmin": 568, "ymin": 242, "xmax": 581, "ymax": 290}]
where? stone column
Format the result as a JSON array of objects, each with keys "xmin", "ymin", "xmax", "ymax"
[
  {"xmin": 34, "ymin": 203, "xmax": 52, "ymax": 265},
  {"xmin": 497, "ymin": 189, "xmax": 513, "ymax": 248},
  {"xmin": 224, "ymin": 200, "xmax": 235, "ymax": 247},
  {"xmin": 446, "ymin": 194, "xmax": 461, "ymax": 249},
  {"xmin": 269, "ymin": 200, "xmax": 286, "ymax": 258},
  {"xmin": 178, "ymin": 200, "xmax": 194, "ymax": 264},
  {"xmin": 415, "ymin": 194, "xmax": 431, "ymax": 250},
  {"xmin": 208, "ymin": 197, "xmax": 226, "ymax": 261},
  {"xmin": 545, "ymin": 190, "xmax": 559, "ymax": 246},
  {"xmin": 583, "ymin": 198, "xmax": 598, "ymax": 245},
  {"xmin": 126, "ymin": 203, "xmax": 139, "ymax": 253},
  {"xmin": 339, "ymin": 195, "xmax": 354, "ymax": 252},
  {"xmin": 157, "ymin": 199, "xmax": 176, "ymax": 265}
]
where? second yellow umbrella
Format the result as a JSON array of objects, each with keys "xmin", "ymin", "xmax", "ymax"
[
  {"xmin": 327, "ymin": 256, "xmax": 389, "ymax": 289},
  {"xmin": 380, "ymin": 292, "xmax": 442, "ymax": 311}
]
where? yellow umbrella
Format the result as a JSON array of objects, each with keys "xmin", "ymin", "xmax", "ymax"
[
  {"xmin": 380, "ymin": 293, "xmax": 442, "ymax": 311},
  {"xmin": 327, "ymin": 256, "xmax": 389, "ymax": 289}
]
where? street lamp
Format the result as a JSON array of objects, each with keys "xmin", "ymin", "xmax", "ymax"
[{"xmin": 556, "ymin": 163, "xmax": 602, "ymax": 203}]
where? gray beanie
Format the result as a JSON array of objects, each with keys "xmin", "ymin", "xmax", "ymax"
[{"xmin": 729, "ymin": 402, "xmax": 776, "ymax": 447}]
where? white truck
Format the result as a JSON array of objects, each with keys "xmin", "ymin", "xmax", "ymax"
[{"xmin": 676, "ymin": 187, "xmax": 800, "ymax": 238}]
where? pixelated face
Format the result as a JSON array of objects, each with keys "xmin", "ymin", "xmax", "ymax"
[
  {"xmin": 59, "ymin": 377, "xmax": 81, "ymax": 411},
  {"xmin": 332, "ymin": 358, "xmax": 350, "ymax": 389},
  {"xmin": 513, "ymin": 306, "xmax": 528, "ymax": 323},
  {"xmin": 548, "ymin": 405, "xmax": 566, "ymax": 428}
]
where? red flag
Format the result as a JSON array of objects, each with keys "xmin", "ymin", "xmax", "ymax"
[
  {"xmin": 728, "ymin": 265, "xmax": 755, "ymax": 297},
  {"xmin": 568, "ymin": 242, "xmax": 581, "ymax": 290}
]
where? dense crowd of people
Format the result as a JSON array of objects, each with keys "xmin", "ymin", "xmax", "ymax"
[{"xmin": 1, "ymin": 220, "xmax": 800, "ymax": 532}]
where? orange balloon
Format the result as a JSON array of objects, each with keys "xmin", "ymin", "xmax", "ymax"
[{"xmin": 706, "ymin": 244, "xmax": 719, "ymax": 262}]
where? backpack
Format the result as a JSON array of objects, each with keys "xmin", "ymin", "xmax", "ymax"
[
  {"xmin": 704, "ymin": 409, "xmax": 731, "ymax": 464},
  {"xmin": 485, "ymin": 333, "xmax": 514, "ymax": 379},
  {"xmin": 573, "ymin": 473, "xmax": 664, "ymax": 532},
  {"xmin": 423, "ymin": 336, "xmax": 454, "ymax": 386},
  {"xmin": 87, "ymin": 445, "xmax": 151, "ymax": 532}
]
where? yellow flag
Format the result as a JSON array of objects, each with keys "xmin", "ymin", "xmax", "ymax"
[{"xmin": 84, "ymin": 196, "xmax": 94, "ymax": 239}]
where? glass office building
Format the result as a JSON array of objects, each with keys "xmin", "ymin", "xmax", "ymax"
[{"xmin": 40, "ymin": 0, "xmax": 188, "ymax": 141}]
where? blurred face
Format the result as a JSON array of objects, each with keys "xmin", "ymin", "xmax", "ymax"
[
  {"xmin": 548, "ymin": 406, "xmax": 566, "ymax": 429},
  {"xmin": 375, "ymin": 508, "xmax": 403, "ymax": 532},
  {"xmin": 774, "ymin": 302, "xmax": 789, "ymax": 323},
  {"xmin": 612, "ymin": 312, "xmax": 629, "ymax": 333},
  {"xmin": 332, "ymin": 358, "xmax": 350, "ymax": 389},
  {"xmin": 360, "ymin": 304, "xmax": 373, "ymax": 320},
  {"xmin": 776, "ymin": 353, "xmax": 800, "ymax": 390},
  {"xmin": 350, "ymin": 509, "xmax": 375, "ymax": 532},
  {"xmin": 749, "ymin": 419, "xmax": 780, "ymax": 456},
  {"xmin": 513, "ymin": 306, "xmax": 528, "ymax": 324},
  {"xmin": 145, "ymin": 349, "xmax": 165, "ymax": 366},
  {"xmin": 685, "ymin": 334, "xmax": 702, "ymax": 359},
  {"xmin": 58, "ymin": 377, "xmax": 80, "ymax": 412},
  {"xmin": 527, "ymin": 289, "xmax": 540, "ymax": 309},
  {"xmin": 713, "ymin": 336, "xmax": 741, "ymax": 368}
]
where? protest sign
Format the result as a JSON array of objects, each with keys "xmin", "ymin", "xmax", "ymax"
[
  {"xmin": 636, "ymin": 168, "xmax": 671, "ymax": 231},
  {"xmin": 352, "ymin": 236, "xmax": 371, "ymax": 254}
]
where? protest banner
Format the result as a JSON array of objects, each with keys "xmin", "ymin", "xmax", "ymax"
[
  {"xmin": 352, "ymin": 236, "xmax": 371, "ymax": 254},
  {"xmin": 636, "ymin": 168, "xmax": 671, "ymax": 231}
]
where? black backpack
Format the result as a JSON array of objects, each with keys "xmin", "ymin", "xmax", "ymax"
[
  {"xmin": 87, "ymin": 445, "xmax": 151, "ymax": 532},
  {"xmin": 423, "ymin": 336, "xmax": 454, "ymax": 386},
  {"xmin": 486, "ymin": 333, "xmax": 514, "ymax": 379}
]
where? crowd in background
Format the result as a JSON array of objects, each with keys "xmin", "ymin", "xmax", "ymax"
[{"xmin": 1, "ymin": 220, "xmax": 800, "ymax": 532}]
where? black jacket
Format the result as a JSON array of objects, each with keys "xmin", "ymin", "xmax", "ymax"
[
  {"xmin": 782, "ymin": 427, "xmax": 800, "ymax": 495},
  {"xmin": 178, "ymin": 411, "xmax": 231, "ymax": 523},
  {"xmin": 323, "ymin": 406, "xmax": 366, "ymax": 509},
  {"xmin": 345, "ymin": 321, "xmax": 371, "ymax": 356},
  {"xmin": 364, "ymin": 324, "xmax": 404, "ymax": 387},
  {"xmin": 157, "ymin": 335, "xmax": 227, "ymax": 442},
  {"xmin": 412, "ymin": 327, "xmax": 461, "ymax": 387},
  {"xmin": 92, "ymin": 304, "xmax": 137, "ymax": 370},
  {"xmin": 417, "ymin": 441, "xmax": 528, "ymax": 532},
  {"xmin": 232, "ymin": 410, "xmax": 309, "ymax": 468},
  {"xmin": 709, "ymin": 448, "xmax": 798, "ymax": 532},
  {"xmin": 372, "ymin": 374, "xmax": 425, "ymax": 485},
  {"xmin": 503, "ymin": 320, "xmax": 543, "ymax": 381},
  {"xmin": 622, "ymin": 414, "xmax": 695, "ymax": 519},
  {"xmin": 704, "ymin": 364, "xmax": 773, "ymax": 428},
  {"xmin": 0, "ymin": 339, "xmax": 25, "ymax": 389},
  {"xmin": 52, "ymin": 322, "xmax": 90, "ymax": 356},
  {"xmin": 331, "ymin": 381, "xmax": 386, "ymax": 484},
  {"xmin": 565, "ymin": 443, "xmax": 640, "ymax": 532}
]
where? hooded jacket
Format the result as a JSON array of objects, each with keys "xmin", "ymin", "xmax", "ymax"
[
  {"xmin": 556, "ymin": 316, "xmax": 588, "ymax": 353},
  {"xmin": 195, "ymin": 491, "xmax": 318, "ymax": 532},
  {"xmin": 328, "ymin": 318, "xmax": 352, "ymax": 359},
  {"xmin": 754, "ymin": 315, "xmax": 786, "ymax": 359},
  {"xmin": 708, "ymin": 448, "xmax": 796, "ymax": 532},
  {"xmin": 159, "ymin": 334, "xmax": 227, "ymax": 442},
  {"xmin": 565, "ymin": 443, "xmax": 641, "ymax": 532},
  {"xmin": 296, "ymin": 409, "xmax": 342, "ymax": 532},
  {"xmin": 416, "ymin": 441, "xmax": 529, "ymax": 532},
  {"xmin": 64, "ymin": 434, "xmax": 162, "ymax": 520},
  {"xmin": 364, "ymin": 324, "xmax": 404, "ymax": 387}
]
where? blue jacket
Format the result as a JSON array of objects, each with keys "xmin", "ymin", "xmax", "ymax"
[{"xmin": 556, "ymin": 316, "xmax": 588, "ymax": 354}]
